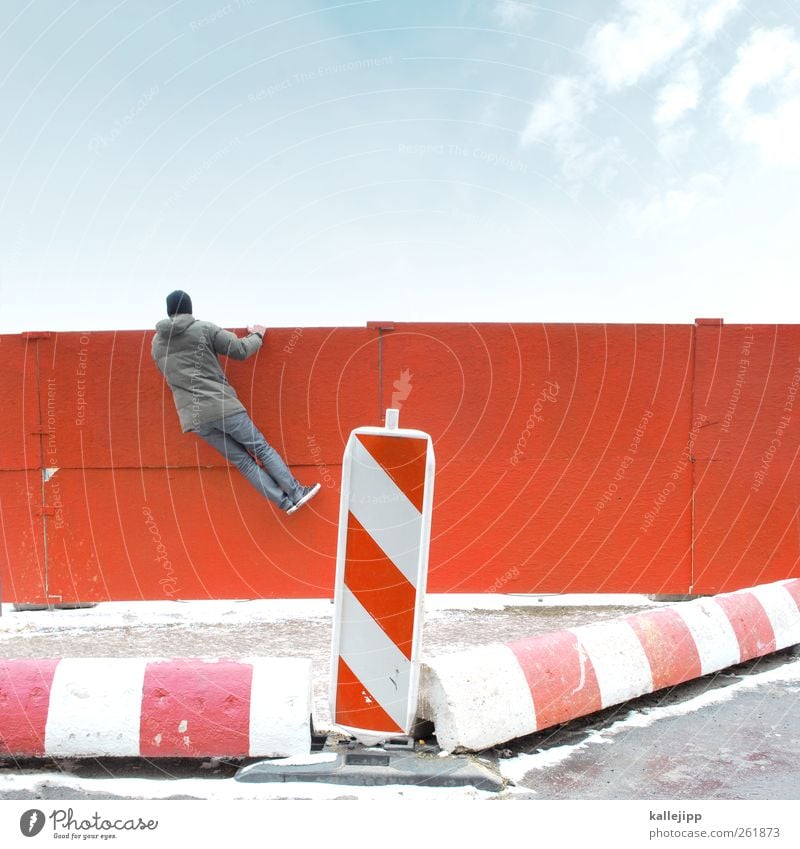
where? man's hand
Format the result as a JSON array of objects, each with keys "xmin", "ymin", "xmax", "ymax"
[{"xmin": 248, "ymin": 324, "xmax": 266, "ymax": 337}]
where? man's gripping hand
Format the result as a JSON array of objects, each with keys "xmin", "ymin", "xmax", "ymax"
[{"xmin": 248, "ymin": 324, "xmax": 266, "ymax": 338}]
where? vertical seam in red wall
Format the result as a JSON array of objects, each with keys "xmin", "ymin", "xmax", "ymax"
[
  {"xmin": 378, "ymin": 327, "xmax": 384, "ymax": 422},
  {"xmin": 690, "ymin": 322, "xmax": 697, "ymax": 593},
  {"xmin": 33, "ymin": 338, "xmax": 50, "ymax": 602}
]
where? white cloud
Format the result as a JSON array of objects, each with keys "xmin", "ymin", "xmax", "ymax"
[
  {"xmin": 588, "ymin": 0, "xmax": 741, "ymax": 91},
  {"xmin": 721, "ymin": 27, "xmax": 800, "ymax": 108},
  {"xmin": 518, "ymin": 1, "xmax": 744, "ymax": 186},
  {"xmin": 492, "ymin": 1, "xmax": 536, "ymax": 28},
  {"xmin": 621, "ymin": 172, "xmax": 722, "ymax": 232},
  {"xmin": 589, "ymin": 1, "xmax": 692, "ymax": 91},
  {"xmin": 522, "ymin": 77, "xmax": 592, "ymax": 143},
  {"xmin": 720, "ymin": 27, "xmax": 800, "ymax": 166},
  {"xmin": 654, "ymin": 63, "xmax": 701, "ymax": 126},
  {"xmin": 560, "ymin": 136, "xmax": 623, "ymax": 187},
  {"xmin": 657, "ymin": 125, "xmax": 696, "ymax": 159},
  {"xmin": 521, "ymin": 77, "xmax": 622, "ymax": 183},
  {"xmin": 519, "ymin": 1, "xmax": 741, "ymax": 181},
  {"xmin": 698, "ymin": 0, "xmax": 741, "ymax": 37}
]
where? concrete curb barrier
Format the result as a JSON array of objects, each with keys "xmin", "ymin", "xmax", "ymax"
[
  {"xmin": 419, "ymin": 579, "xmax": 800, "ymax": 752},
  {"xmin": 0, "ymin": 657, "xmax": 312, "ymax": 759}
]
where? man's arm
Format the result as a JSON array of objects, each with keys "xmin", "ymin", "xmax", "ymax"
[
  {"xmin": 151, "ymin": 336, "xmax": 164, "ymax": 373},
  {"xmin": 209, "ymin": 323, "xmax": 264, "ymax": 360}
]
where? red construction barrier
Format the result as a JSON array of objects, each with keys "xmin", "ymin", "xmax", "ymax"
[
  {"xmin": 0, "ymin": 657, "xmax": 312, "ymax": 758},
  {"xmin": 420, "ymin": 578, "xmax": 800, "ymax": 752},
  {"xmin": 1, "ymin": 320, "xmax": 798, "ymax": 603}
]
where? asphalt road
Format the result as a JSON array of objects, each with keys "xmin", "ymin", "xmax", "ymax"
[
  {"xmin": 1, "ymin": 600, "xmax": 798, "ymax": 801},
  {"xmin": 499, "ymin": 646, "xmax": 800, "ymax": 800}
]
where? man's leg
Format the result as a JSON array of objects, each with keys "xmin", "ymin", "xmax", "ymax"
[
  {"xmin": 221, "ymin": 410, "xmax": 306, "ymax": 505},
  {"xmin": 194, "ymin": 415, "xmax": 296, "ymax": 510}
]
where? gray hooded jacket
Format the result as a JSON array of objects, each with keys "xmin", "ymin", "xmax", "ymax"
[{"xmin": 151, "ymin": 314, "xmax": 262, "ymax": 432}]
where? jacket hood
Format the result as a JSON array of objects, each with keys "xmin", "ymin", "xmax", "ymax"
[{"xmin": 155, "ymin": 314, "xmax": 196, "ymax": 336}]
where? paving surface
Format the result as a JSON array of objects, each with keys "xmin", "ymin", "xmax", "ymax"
[
  {"xmin": 500, "ymin": 647, "xmax": 800, "ymax": 800},
  {"xmin": 0, "ymin": 598, "xmax": 641, "ymax": 730},
  {"xmin": 1, "ymin": 598, "xmax": 798, "ymax": 801}
]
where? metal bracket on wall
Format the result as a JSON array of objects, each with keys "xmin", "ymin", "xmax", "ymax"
[{"xmin": 366, "ymin": 321, "xmax": 395, "ymax": 422}]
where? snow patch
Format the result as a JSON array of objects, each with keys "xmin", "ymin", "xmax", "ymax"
[
  {"xmin": 0, "ymin": 599, "xmax": 333, "ymax": 639},
  {"xmin": 0, "ymin": 594, "xmax": 662, "ymax": 640},
  {"xmin": 242, "ymin": 752, "xmax": 337, "ymax": 770},
  {"xmin": 0, "ymin": 771, "xmax": 492, "ymax": 801},
  {"xmin": 424, "ymin": 594, "xmax": 662, "ymax": 612}
]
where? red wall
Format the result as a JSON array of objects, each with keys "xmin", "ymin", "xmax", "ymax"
[{"xmin": 1, "ymin": 320, "xmax": 798, "ymax": 603}]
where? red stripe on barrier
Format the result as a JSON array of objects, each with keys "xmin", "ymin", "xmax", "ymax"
[
  {"xmin": 345, "ymin": 511, "xmax": 416, "ymax": 659},
  {"xmin": 355, "ymin": 433, "xmax": 428, "ymax": 512},
  {"xmin": 715, "ymin": 593, "xmax": 776, "ymax": 663},
  {"xmin": 335, "ymin": 657, "xmax": 403, "ymax": 733},
  {"xmin": 783, "ymin": 579, "xmax": 800, "ymax": 611},
  {"xmin": 139, "ymin": 660, "xmax": 253, "ymax": 758},
  {"xmin": 0, "ymin": 659, "xmax": 60, "ymax": 757},
  {"xmin": 507, "ymin": 632, "xmax": 602, "ymax": 730},
  {"xmin": 626, "ymin": 608, "xmax": 703, "ymax": 689}
]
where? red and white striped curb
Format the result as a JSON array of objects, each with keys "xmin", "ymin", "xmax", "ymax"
[
  {"xmin": 419, "ymin": 579, "xmax": 800, "ymax": 752},
  {"xmin": 330, "ymin": 409, "xmax": 435, "ymax": 741},
  {"xmin": 0, "ymin": 657, "xmax": 312, "ymax": 758}
]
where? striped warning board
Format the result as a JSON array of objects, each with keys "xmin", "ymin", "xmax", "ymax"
[{"xmin": 329, "ymin": 409, "xmax": 435, "ymax": 741}]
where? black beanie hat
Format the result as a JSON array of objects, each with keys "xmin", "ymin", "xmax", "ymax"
[{"xmin": 166, "ymin": 290, "xmax": 192, "ymax": 316}]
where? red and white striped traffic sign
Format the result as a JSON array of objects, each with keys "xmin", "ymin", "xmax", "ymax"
[{"xmin": 329, "ymin": 408, "xmax": 435, "ymax": 741}]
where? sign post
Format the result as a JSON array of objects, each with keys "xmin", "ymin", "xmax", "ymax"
[{"xmin": 329, "ymin": 408, "xmax": 435, "ymax": 743}]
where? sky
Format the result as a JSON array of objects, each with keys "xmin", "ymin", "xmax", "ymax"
[{"xmin": 1, "ymin": 0, "xmax": 799, "ymax": 332}]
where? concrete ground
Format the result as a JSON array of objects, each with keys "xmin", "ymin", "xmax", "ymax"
[
  {"xmin": 500, "ymin": 646, "xmax": 800, "ymax": 800},
  {"xmin": 1, "ymin": 597, "xmax": 798, "ymax": 800}
]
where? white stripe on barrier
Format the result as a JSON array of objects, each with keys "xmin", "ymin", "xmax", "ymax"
[
  {"xmin": 247, "ymin": 658, "xmax": 313, "ymax": 758},
  {"xmin": 348, "ymin": 437, "xmax": 423, "ymax": 587},
  {"xmin": 44, "ymin": 658, "xmax": 147, "ymax": 757},
  {"xmin": 570, "ymin": 621, "xmax": 653, "ymax": 707},
  {"xmin": 749, "ymin": 584, "xmax": 800, "ymax": 650},
  {"xmin": 673, "ymin": 598, "xmax": 742, "ymax": 674},
  {"xmin": 420, "ymin": 644, "xmax": 536, "ymax": 753},
  {"xmin": 338, "ymin": 587, "xmax": 411, "ymax": 730}
]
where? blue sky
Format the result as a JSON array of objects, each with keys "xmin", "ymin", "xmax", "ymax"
[{"xmin": 1, "ymin": 0, "xmax": 799, "ymax": 331}]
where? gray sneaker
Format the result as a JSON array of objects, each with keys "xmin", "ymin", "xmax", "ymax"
[{"xmin": 287, "ymin": 483, "xmax": 321, "ymax": 515}]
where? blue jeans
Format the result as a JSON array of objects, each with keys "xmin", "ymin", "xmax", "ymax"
[{"xmin": 194, "ymin": 410, "xmax": 302, "ymax": 510}]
